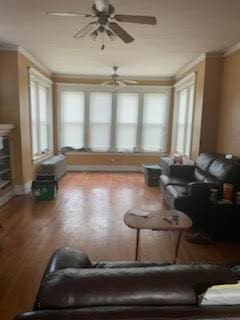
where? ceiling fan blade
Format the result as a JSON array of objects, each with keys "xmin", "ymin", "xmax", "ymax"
[
  {"xmin": 47, "ymin": 11, "xmax": 93, "ymax": 17},
  {"xmin": 74, "ymin": 22, "xmax": 98, "ymax": 38},
  {"xmin": 108, "ymin": 22, "xmax": 134, "ymax": 43},
  {"xmin": 118, "ymin": 80, "xmax": 127, "ymax": 87},
  {"xmin": 95, "ymin": 0, "xmax": 109, "ymax": 13},
  {"xmin": 123, "ymin": 80, "xmax": 138, "ymax": 85},
  {"xmin": 100, "ymin": 80, "xmax": 111, "ymax": 86},
  {"xmin": 114, "ymin": 15, "xmax": 157, "ymax": 25}
]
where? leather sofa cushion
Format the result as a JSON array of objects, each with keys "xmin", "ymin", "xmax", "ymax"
[
  {"xmin": 35, "ymin": 265, "xmax": 237, "ymax": 310},
  {"xmin": 208, "ymin": 159, "xmax": 240, "ymax": 184},
  {"xmin": 160, "ymin": 175, "xmax": 188, "ymax": 189},
  {"xmin": 166, "ymin": 185, "xmax": 187, "ymax": 200},
  {"xmin": 195, "ymin": 153, "xmax": 215, "ymax": 172},
  {"xmin": 193, "ymin": 168, "xmax": 206, "ymax": 182}
]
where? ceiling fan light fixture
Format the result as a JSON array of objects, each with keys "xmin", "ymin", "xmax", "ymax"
[
  {"xmin": 106, "ymin": 29, "xmax": 116, "ymax": 41},
  {"xmin": 89, "ymin": 30, "xmax": 98, "ymax": 41}
]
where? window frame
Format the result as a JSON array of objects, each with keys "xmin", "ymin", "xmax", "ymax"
[
  {"xmin": 171, "ymin": 72, "xmax": 196, "ymax": 157},
  {"xmin": 57, "ymin": 83, "xmax": 172, "ymax": 154},
  {"xmin": 29, "ymin": 68, "xmax": 53, "ymax": 163}
]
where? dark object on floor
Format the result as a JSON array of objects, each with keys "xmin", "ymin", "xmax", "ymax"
[
  {"xmin": 13, "ymin": 247, "xmax": 240, "ymax": 320},
  {"xmin": 32, "ymin": 175, "xmax": 58, "ymax": 201},
  {"xmin": 185, "ymin": 232, "xmax": 212, "ymax": 245},
  {"xmin": 143, "ymin": 164, "xmax": 162, "ymax": 187},
  {"xmin": 160, "ymin": 153, "xmax": 240, "ymax": 238}
]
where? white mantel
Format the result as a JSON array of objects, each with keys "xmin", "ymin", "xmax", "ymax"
[{"xmin": 0, "ymin": 124, "xmax": 15, "ymax": 131}]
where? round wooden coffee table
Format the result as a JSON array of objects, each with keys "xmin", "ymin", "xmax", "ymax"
[{"xmin": 124, "ymin": 209, "xmax": 192, "ymax": 263}]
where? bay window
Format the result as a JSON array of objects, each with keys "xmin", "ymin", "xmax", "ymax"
[{"xmin": 58, "ymin": 85, "xmax": 171, "ymax": 154}]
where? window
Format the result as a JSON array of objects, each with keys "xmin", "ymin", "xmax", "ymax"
[
  {"xmin": 58, "ymin": 85, "xmax": 170, "ymax": 154},
  {"xmin": 172, "ymin": 73, "xmax": 195, "ymax": 157},
  {"xmin": 89, "ymin": 92, "xmax": 112, "ymax": 151},
  {"xmin": 61, "ymin": 91, "xmax": 85, "ymax": 148},
  {"xmin": 142, "ymin": 93, "xmax": 168, "ymax": 152},
  {"xmin": 29, "ymin": 68, "xmax": 53, "ymax": 160},
  {"xmin": 116, "ymin": 93, "xmax": 139, "ymax": 152}
]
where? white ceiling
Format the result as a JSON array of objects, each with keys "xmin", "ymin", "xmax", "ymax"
[{"xmin": 1, "ymin": 0, "xmax": 240, "ymax": 78}]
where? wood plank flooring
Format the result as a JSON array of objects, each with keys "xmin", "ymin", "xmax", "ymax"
[{"xmin": 0, "ymin": 172, "xmax": 240, "ymax": 320}]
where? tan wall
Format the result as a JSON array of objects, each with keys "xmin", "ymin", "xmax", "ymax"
[
  {"xmin": 201, "ymin": 57, "xmax": 223, "ymax": 154},
  {"xmin": 0, "ymin": 51, "xmax": 23, "ymax": 184},
  {"xmin": 175, "ymin": 60, "xmax": 206, "ymax": 160},
  {"xmin": 67, "ymin": 153, "xmax": 162, "ymax": 166},
  {"xmin": 217, "ymin": 50, "xmax": 240, "ymax": 156}
]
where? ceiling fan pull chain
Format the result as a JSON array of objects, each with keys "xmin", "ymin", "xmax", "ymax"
[{"xmin": 101, "ymin": 29, "xmax": 105, "ymax": 50}]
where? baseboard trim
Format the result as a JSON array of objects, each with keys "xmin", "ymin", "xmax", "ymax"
[
  {"xmin": 14, "ymin": 180, "xmax": 32, "ymax": 195},
  {"xmin": 0, "ymin": 189, "xmax": 15, "ymax": 207},
  {"xmin": 67, "ymin": 165, "xmax": 143, "ymax": 172}
]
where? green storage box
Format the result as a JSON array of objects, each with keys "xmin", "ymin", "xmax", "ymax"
[{"xmin": 32, "ymin": 178, "xmax": 58, "ymax": 201}]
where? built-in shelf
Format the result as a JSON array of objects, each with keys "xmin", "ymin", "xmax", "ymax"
[
  {"xmin": 0, "ymin": 154, "xmax": 10, "ymax": 160},
  {"xmin": 0, "ymin": 180, "xmax": 10, "ymax": 189},
  {"xmin": 0, "ymin": 124, "xmax": 15, "ymax": 206},
  {"xmin": 0, "ymin": 168, "xmax": 10, "ymax": 175}
]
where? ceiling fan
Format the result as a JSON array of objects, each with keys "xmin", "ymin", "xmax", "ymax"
[
  {"xmin": 47, "ymin": 0, "xmax": 157, "ymax": 49},
  {"xmin": 101, "ymin": 66, "xmax": 138, "ymax": 90}
]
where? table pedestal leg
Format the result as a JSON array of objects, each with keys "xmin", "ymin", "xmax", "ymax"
[
  {"xmin": 135, "ymin": 229, "xmax": 140, "ymax": 261},
  {"xmin": 173, "ymin": 230, "xmax": 182, "ymax": 264}
]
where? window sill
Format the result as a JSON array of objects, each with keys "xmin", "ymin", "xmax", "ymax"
[
  {"xmin": 32, "ymin": 152, "xmax": 54, "ymax": 165},
  {"xmin": 64, "ymin": 151, "xmax": 168, "ymax": 156}
]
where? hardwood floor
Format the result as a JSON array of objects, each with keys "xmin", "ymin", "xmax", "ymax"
[{"xmin": 0, "ymin": 172, "xmax": 240, "ymax": 320}]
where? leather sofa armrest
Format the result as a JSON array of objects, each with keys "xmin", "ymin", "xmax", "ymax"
[
  {"xmin": 44, "ymin": 247, "xmax": 92, "ymax": 275},
  {"xmin": 187, "ymin": 182, "xmax": 221, "ymax": 199},
  {"xmin": 168, "ymin": 165, "xmax": 195, "ymax": 179}
]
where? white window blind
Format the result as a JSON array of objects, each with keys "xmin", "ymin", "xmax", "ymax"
[
  {"xmin": 89, "ymin": 92, "xmax": 112, "ymax": 151},
  {"xmin": 30, "ymin": 81, "xmax": 38, "ymax": 155},
  {"xmin": 61, "ymin": 91, "xmax": 85, "ymax": 148},
  {"xmin": 176, "ymin": 88, "xmax": 188, "ymax": 154},
  {"xmin": 172, "ymin": 73, "xmax": 195, "ymax": 157},
  {"xmin": 39, "ymin": 85, "xmax": 49, "ymax": 151},
  {"xmin": 29, "ymin": 68, "xmax": 53, "ymax": 159},
  {"xmin": 142, "ymin": 93, "xmax": 168, "ymax": 152},
  {"xmin": 116, "ymin": 93, "xmax": 139, "ymax": 151}
]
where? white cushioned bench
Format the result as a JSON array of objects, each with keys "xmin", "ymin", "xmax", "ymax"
[{"xmin": 38, "ymin": 155, "xmax": 67, "ymax": 180}]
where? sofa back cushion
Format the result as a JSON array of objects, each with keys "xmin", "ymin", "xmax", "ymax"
[
  {"xmin": 35, "ymin": 265, "xmax": 237, "ymax": 310},
  {"xmin": 193, "ymin": 153, "xmax": 216, "ymax": 182},
  {"xmin": 208, "ymin": 159, "xmax": 240, "ymax": 185},
  {"xmin": 196, "ymin": 153, "xmax": 215, "ymax": 172}
]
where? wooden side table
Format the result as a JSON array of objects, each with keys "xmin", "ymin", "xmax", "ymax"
[{"xmin": 124, "ymin": 209, "xmax": 192, "ymax": 263}]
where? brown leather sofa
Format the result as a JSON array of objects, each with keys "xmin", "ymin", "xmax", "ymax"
[
  {"xmin": 14, "ymin": 247, "xmax": 240, "ymax": 320},
  {"xmin": 160, "ymin": 153, "xmax": 240, "ymax": 232}
]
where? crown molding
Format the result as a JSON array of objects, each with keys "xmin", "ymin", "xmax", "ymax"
[
  {"xmin": 0, "ymin": 43, "xmax": 52, "ymax": 75},
  {"xmin": 175, "ymin": 52, "xmax": 223, "ymax": 79},
  {"xmin": 224, "ymin": 41, "xmax": 240, "ymax": 57},
  {"xmin": 53, "ymin": 72, "xmax": 174, "ymax": 82},
  {"xmin": 18, "ymin": 47, "xmax": 52, "ymax": 75}
]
